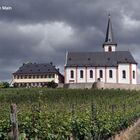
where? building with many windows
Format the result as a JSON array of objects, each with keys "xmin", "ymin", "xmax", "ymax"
[
  {"xmin": 64, "ymin": 15, "xmax": 138, "ymax": 85},
  {"xmin": 12, "ymin": 62, "xmax": 64, "ymax": 87}
]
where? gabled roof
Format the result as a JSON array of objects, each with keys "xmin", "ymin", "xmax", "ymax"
[
  {"xmin": 65, "ymin": 51, "xmax": 137, "ymax": 67},
  {"xmin": 13, "ymin": 63, "xmax": 62, "ymax": 75}
]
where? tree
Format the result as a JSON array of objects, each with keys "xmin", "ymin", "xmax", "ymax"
[{"xmin": 0, "ymin": 82, "xmax": 10, "ymax": 88}]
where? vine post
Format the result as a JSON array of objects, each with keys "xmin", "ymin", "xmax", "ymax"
[
  {"xmin": 111, "ymin": 104, "xmax": 116, "ymax": 114},
  {"xmin": 10, "ymin": 103, "xmax": 19, "ymax": 140}
]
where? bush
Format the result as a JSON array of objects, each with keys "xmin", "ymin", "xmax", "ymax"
[
  {"xmin": 47, "ymin": 81, "xmax": 58, "ymax": 88},
  {"xmin": 0, "ymin": 82, "xmax": 10, "ymax": 88}
]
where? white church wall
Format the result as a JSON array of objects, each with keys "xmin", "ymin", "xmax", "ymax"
[
  {"xmin": 118, "ymin": 64, "xmax": 130, "ymax": 84},
  {"xmin": 77, "ymin": 67, "xmax": 86, "ymax": 83},
  {"xmin": 65, "ymin": 67, "xmax": 76, "ymax": 83},
  {"xmin": 87, "ymin": 67, "xmax": 96, "ymax": 83},
  {"xmin": 131, "ymin": 64, "xmax": 137, "ymax": 84},
  {"xmin": 106, "ymin": 67, "xmax": 117, "ymax": 83}
]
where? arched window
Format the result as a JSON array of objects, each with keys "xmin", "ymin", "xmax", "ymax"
[
  {"xmin": 90, "ymin": 70, "xmax": 93, "ymax": 78},
  {"xmin": 109, "ymin": 70, "xmax": 113, "ymax": 78},
  {"xmin": 133, "ymin": 71, "xmax": 135, "ymax": 79},
  {"xmin": 122, "ymin": 70, "xmax": 126, "ymax": 79},
  {"xmin": 99, "ymin": 70, "xmax": 103, "ymax": 78},
  {"xmin": 108, "ymin": 46, "xmax": 112, "ymax": 52},
  {"xmin": 70, "ymin": 70, "xmax": 74, "ymax": 78},
  {"xmin": 80, "ymin": 70, "xmax": 84, "ymax": 78}
]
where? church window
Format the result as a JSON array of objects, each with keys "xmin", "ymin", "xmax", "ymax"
[
  {"xmin": 70, "ymin": 70, "xmax": 74, "ymax": 78},
  {"xmin": 109, "ymin": 70, "xmax": 113, "ymax": 78},
  {"xmin": 90, "ymin": 70, "xmax": 93, "ymax": 78},
  {"xmin": 108, "ymin": 46, "xmax": 112, "ymax": 52},
  {"xmin": 99, "ymin": 70, "xmax": 103, "ymax": 78},
  {"xmin": 133, "ymin": 71, "xmax": 135, "ymax": 79},
  {"xmin": 122, "ymin": 70, "xmax": 126, "ymax": 79},
  {"xmin": 80, "ymin": 70, "xmax": 84, "ymax": 78}
]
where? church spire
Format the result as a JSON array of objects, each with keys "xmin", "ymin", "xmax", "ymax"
[
  {"xmin": 105, "ymin": 14, "xmax": 115, "ymax": 43},
  {"xmin": 103, "ymin": 14, "xmax": 117, "ymax": 52}
]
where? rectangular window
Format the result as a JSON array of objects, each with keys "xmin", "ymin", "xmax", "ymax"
[
  {"xmin": 52, "ymin": 74, "xmax": 55, "ymax": 78},
  {"xmin": 109, "ymin": 70, "xmax": 113, "ymax": 78},
  {"xmin": 90, "ymin": 70, "xmax": 93, "ymax": 78},
  {"xmin": 80, "ymin": 70, "xmax": 84, "ymax": 78},
  {"xmin": 99, "ymin": 70, "xmax": 103, "ymax": 78},
  {"xmin": 122, "ymin": 70, "xmax": 126, "ymax": 79},
  {"xmin": 133, "ymin": 71, "xmax": 135, "ymax": 79},
  {"xmin": 49, "ymin": 74, "xmax": 51, "ymax": 78},
  {"xmin": 70, "ymin": 70, "xmax": 74, "ymax": 78}
]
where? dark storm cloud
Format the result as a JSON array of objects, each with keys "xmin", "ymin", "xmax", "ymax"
[
  {"xmin": 0, "ymin": 0, "xmax": 140, "ymax": 81},
  {"xmin": 0, "ymin": 0, "xmax": 120, "ymax": 27}
]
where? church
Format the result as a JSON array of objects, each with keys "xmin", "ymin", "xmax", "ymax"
[{"xmin": 64, "ymin": 15, "xmax": 138, "ymax": 85}]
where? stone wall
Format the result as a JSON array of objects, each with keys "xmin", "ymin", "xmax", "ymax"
[
  {"xmin": 63, "ymin": 82, "xmax": 140, "ymax": 90},
  {"xmin": 103, "ymin": 83, "xmax": 140, "ymax": 90},
  {"xmin": 64, "ymin": 83, "xmax": 93, "ymax": 89}
]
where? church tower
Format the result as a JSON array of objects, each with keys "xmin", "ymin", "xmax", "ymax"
[{"xmin": 103, "ymin": 14, "xmax": 117, "ymax": 52}]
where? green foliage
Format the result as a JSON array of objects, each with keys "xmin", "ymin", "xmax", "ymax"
[
  {"xmin": 0, "ymin": 82, "xmax": 10, "ymax": 88},
  {"xmin": 46, "ymin": 81, "xmax": 58, "ymax": 88},
  {"xmin": 0, "ymin": 88, "xmax": 140, "ymax": 139}
]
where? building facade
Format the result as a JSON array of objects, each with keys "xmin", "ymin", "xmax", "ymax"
[
  {"xmin": 64, "ymin": 15, "xmax": 138, "ymax": 84},
  {"xmin": 12, "ymin": 63, "xmax": 64, "ymax": 87}
]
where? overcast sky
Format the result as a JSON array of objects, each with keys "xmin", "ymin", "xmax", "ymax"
[{"xmin": 0, "ymin": 0, "xmax": 140, "ymax": 82}]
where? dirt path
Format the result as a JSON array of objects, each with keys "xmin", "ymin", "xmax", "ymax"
[
  {"xmin": 128, "ymin": 120, "xmax": 140, "ymax": 140},
  {"xmin": 109, "ymin": 118, "xmax": 140, "ymax": 140}
]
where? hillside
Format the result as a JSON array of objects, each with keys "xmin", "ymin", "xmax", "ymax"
[{"xmin": 0, "ymin": 88, "xmax": 140, "ymax": 139}]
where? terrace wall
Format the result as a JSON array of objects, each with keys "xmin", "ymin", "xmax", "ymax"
[{"xmin": 64, "ymin": 82, "xmax": 140, "ymax": 90}]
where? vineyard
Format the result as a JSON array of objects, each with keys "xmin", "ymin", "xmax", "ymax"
[{"xmin": 0, "ymin": 88, "xmax": 140, "ymax": 140}]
